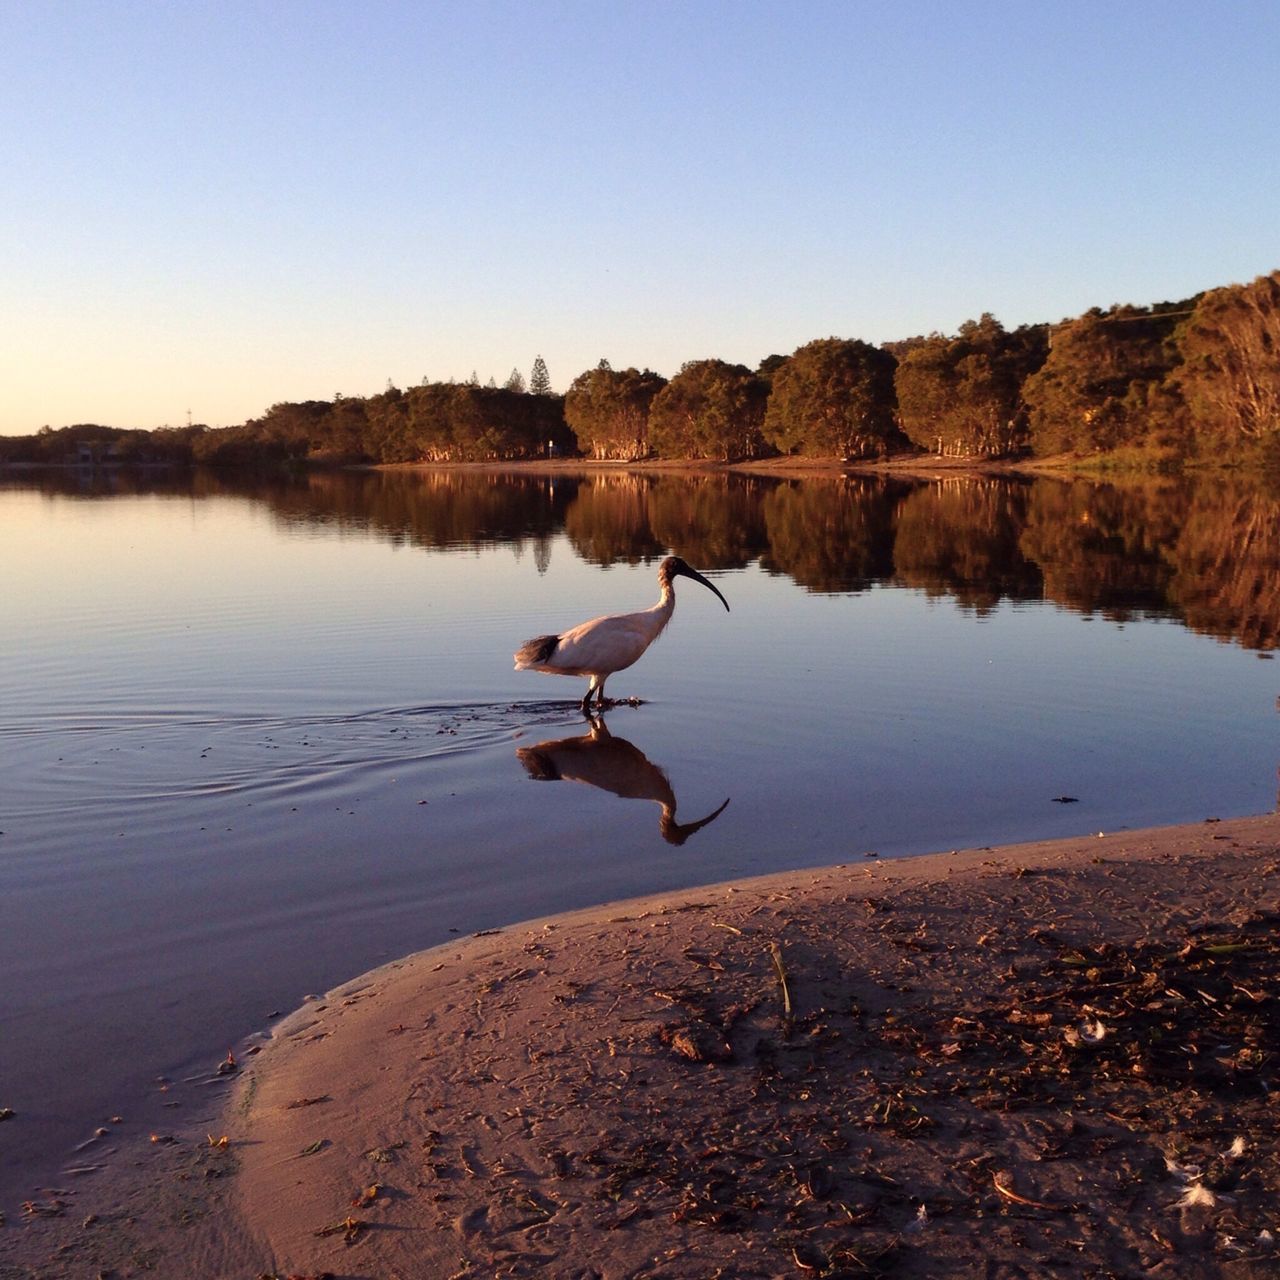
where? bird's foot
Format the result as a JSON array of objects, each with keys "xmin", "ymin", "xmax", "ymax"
[{"xmin": 579, "ymin": 695, "xmax": 643, "ymax": 717}]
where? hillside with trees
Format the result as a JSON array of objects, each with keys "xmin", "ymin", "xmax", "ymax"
[{"xmin": 2, "ymin": 269, "xmax": 1276, "ymax": 472}]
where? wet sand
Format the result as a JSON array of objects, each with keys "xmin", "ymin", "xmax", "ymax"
[{"xmin": 4, "ymin": 813, "xmax": 1279, "ymax": 1278}]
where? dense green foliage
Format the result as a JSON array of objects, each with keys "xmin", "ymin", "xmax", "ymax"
[
  {"xmin": 763, "ymin": 338, "xmax": 902, "ymax": 458},
  {"xmin": 895, "ymin": 315, "xmax": 1048, "ymax": 457},
  {"xmin": 227, "ymin": 384, "xmax": 575, "ymax": 464},
  {"xmin": 564, "ymin": 365, "xmax": 668, "ymax": 460},
  {"xmin": 1021, "ymin": 301, "xmax": 1195, "ymax": 458},
  {"xmin": 3, "ymin": 269, "xmax": 1276, "ymax": 469},
  {"xmin": 0, "ymin": 422, "xmax": 207, "ymax": 466},
  {"xmin": 1175, "ymin": 272, "xmax": 1280, "ymax": 448},
  {"xmin": 648, "ymin": 360, "xmax": 769, "ymax": 462}
]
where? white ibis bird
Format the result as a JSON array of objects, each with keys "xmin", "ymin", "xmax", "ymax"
[{"xmin": 513, "ymin": 555, "xmax": 730, "ymax": 714}]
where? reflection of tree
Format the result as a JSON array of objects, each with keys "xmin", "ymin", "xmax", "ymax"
[
  {"xmin": 1017, "ymin": 476, "xmax": 1280, "ymax": 649},
  {"xmin": 532, "ymin": 534, "xmax": 552, "ymax": 576},
  {"xmin": 563, "ymin": 475, "xmax": 665, "ymax": 566},
  {"xmin": 1, "ymin": 469, "xmax": 197, "ymax": 501},
  {"xmin": 12, "ymin": 464, "xmax": 1280, "ymax": 654},
  {"xmin": 1169, "ymin": 480, "xmax": 1280, "ymax": 650},
  {"xmin": 1018, "ymin": 479, "xmax": 1182, "ymax": 620},
  {"xmin": 266, "ymin": 469, "xmax": 579, "ymax": 552},
  {"xmin": 647, "ymin": 475, "xmax": 769, "ymax": 570},
  {"xmin": 5, "ymin": 466, "xmax": 582, "ymax": 549},
  {"xmin": 893, "ymin": 480, "xmax": 1041, "ymax": 612},
  {"xmin": 760, "ymin": 478, "xmax": 899, "ymax": 593}
]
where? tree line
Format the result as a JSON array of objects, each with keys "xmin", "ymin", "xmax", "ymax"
[{"xmin": 3, "ymin": 270, "xmax": 1276, "ymax": 469}]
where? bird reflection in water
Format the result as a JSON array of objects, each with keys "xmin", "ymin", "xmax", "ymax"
[{"xmin": 517, "ymin": 717, "xmax": 730, "ymax": 846}]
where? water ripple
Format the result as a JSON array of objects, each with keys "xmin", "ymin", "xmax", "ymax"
[{"xmin": 1, "ymin": 700, "xmax": 583, "ymax": 822}]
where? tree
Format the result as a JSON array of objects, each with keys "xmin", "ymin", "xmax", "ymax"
[
  {"xmin": 243, "ymin": 400, "xmax": 336, "ymax": 460},
  {"xmin": 1022, "ymin": 301, "xmax": 1195, "ymax": 456},
  {"xmin": 530, "ymin": 355, "xmax": 552, "ymax": 396},
  {"xmin": 648, "ymin": 359, "xmax": 770, "ymax": 461},
  {"xmin": 894, "ymin": 315, "xmax": 1048, "ymax": 457},
  {"xmin": 763, "ymin": 338, "xmax": 901, "ymax": 458},
  {"xmin": 564, "ymin": 365, "xmax": 667, "ymax": 459},
  {"xmin": 364, "ymin": 386, "xmax": 413, "ymax": 461},
  {"xmin": 1175, "ymin": 270, "xmax": 1280, "ymax": 446},
  {"xmin": 388, "ymin": 381, "xmax": 572, "ymax": 462},
  {"xmin": 881, "ymin": 334, "xmax": 932, "ymax": 361},
  {"xmin": 505, "ymin": 368, "xmax": 527, "ymax": 393}
]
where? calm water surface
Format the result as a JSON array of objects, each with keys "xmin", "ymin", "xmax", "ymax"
[{"xmin": 2, "ymin": 467, "xmax": 1277, "ymax": 1204}]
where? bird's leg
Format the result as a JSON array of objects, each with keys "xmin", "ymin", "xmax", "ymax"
[
  {"xmin": 595, "ymin": 677, "xmax": 608, "ymax": 711},
  {"xmin": 581, "ymin": 675, "xmax": 606, "ymax": 717}
]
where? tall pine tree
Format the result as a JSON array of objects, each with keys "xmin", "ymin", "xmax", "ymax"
[{"xmin": 530, "ymin": 355, "xmax": 552, "ymax": 396}]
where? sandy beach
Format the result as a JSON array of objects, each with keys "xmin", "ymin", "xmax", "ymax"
[{"xmin": 4, "ymin": 812, "xmax": 1279, "ymax": 1279}]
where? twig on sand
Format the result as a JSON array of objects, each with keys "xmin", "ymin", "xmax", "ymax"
[
  {"xmin": 992, "ymin": 1170, "xmax": 1077, "ymax": 1212},
  {"xmin": 314, "ymin": 1214, "xmax": 369, "ymax": 1243},
  {"xmin": 768, "ymin": 942, "xmax": 792, "ymax": 1022}
]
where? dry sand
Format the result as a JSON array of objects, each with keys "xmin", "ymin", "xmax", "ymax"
[{"xmin": 4, "ymin": 813, "xmax": 1279, "ymax": 1279}]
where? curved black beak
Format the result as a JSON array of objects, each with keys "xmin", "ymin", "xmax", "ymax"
[
  {"xmin": 661, "ymin": 796, "xmax": 732, "ymax": 846},
  {"xmin": 676, "ymin": 563, "xmax": 730, "ymax": 612}
]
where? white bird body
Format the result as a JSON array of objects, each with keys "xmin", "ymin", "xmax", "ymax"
[
  {"xmin": 541, "ymin": 597, "xmax": 674, "ymax": 678},
  {"xmin": 514, "ymin": 556, "xmax": 729, "ymax": 713}
]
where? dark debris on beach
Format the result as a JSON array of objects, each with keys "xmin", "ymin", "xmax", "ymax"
[{"xmin": 561, "ymin": 886, "xmax": 1280, "ymax": 1279}]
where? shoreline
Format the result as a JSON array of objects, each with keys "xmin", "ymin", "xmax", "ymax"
[
  {"xmin": 5, "ymin": 812, "xmax": 1278, "ymax": 1277},
  {"xmin": 6, "ymin": 450, "xmax": 1258, "ymax": 483},
  {"xmin": 366, "ymin": 452, "xmax": 1091, "ymax": 480}
]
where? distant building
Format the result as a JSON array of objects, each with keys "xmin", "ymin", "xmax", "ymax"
[{"xmin": 73, "ymin": 440, "xmax": 121, "ymax": 466}]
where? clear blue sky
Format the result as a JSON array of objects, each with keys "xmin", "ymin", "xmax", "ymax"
[{"xmin": 1, "ymin": 0, "xmax": 1276, "ymax": 434}]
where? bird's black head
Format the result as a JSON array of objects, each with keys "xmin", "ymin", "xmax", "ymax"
[{"xmin": 659, "ymin": 556, "xmax": 730, "ymax": 612}]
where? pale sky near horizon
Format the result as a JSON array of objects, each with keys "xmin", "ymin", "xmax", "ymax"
[{"xmin": 1, "ymin": 0, "xmax": 1276, "ymax": 435}]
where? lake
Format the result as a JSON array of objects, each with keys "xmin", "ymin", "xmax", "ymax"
[{"xmin": 2, "ymin": 464, "xmax": 1277, "ymax": 1207}]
